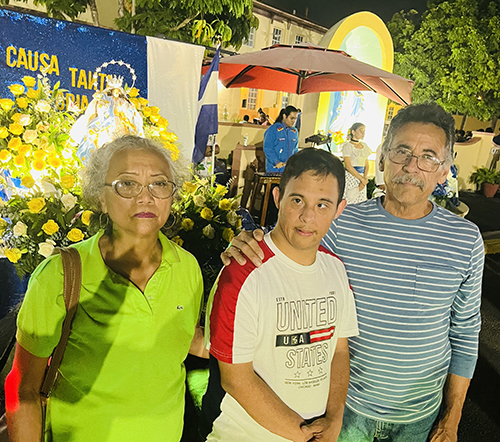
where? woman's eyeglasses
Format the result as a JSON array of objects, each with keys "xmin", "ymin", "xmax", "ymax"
[{"xmin": 105, "ymin": 180, "xmax": 177, "ymax": 199}]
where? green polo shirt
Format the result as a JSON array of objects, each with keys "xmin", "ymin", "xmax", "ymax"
[{"xmin": 17, "ymin": 231, "xmax": 203, "ymax": 442}]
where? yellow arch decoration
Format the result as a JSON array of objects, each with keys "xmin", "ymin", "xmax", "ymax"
[{"xmin": 315, "ymin": 12, "xmax": 394, "ymax": 150}]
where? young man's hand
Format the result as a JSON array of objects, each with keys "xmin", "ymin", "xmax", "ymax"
[
  {"xmin": 220, "ymin": 229, "xmax": 265, "ymax": 267},
  {"xmin": 303, "ymin": 415, "xmax": 342, "ymax": 441}
]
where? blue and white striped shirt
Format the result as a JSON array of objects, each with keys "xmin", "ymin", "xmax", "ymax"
[{"xmin": 322, "ymin": 198, "xmax": 484, "ymax": 423}]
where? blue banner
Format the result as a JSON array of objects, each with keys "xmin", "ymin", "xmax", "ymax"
[{"xmin": 0, "ymin": 8, "xmax": 148, "ymax": 109}]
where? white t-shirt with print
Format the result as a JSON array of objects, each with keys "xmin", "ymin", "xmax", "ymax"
[{"xmin": 206, "ymin": 234, "xmax": 359, "ymax": 441}]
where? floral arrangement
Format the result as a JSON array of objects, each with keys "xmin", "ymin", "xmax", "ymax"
[
  {"xmin": 166, "ymin": 174, "xmax": 241, "ymax": 264},
  {"xmin": 0, "ymin": 76, "xmax": 80, "ymax": 189},
  {"xmin": 431, "ymin": 164, "xmax": 460, "ymax": 209},
  {"xmin": 0, "ymin": 75, "xmax": 181, "ymax": 277},
  {"xmin": 0, "ymin": 186, "xmax": 99, "ymax": 277},
  {"xmin": 330, "ymin": 130, "xmax": 345, "ymax": 145},
  {"xmin": 164, "ymin": 174, "xmax": 242, "ymax": 303}
]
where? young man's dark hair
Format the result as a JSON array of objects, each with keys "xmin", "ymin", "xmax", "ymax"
[
  {"xmin": 381, "ymin": 103, "xmax": 455, "ymax": 164},
  {"xmin": 279, "ymin": 148, "xmax": 345, "ymax": 204}
]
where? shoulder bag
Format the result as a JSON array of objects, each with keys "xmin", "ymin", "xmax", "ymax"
[{"xmin": 0, "ymin": 247, "xmax": 82, "ymax": 442}]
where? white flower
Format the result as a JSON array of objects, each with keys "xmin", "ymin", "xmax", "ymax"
[
  {"xmin": 226, "ymin": 210, "xmax": 238, "ymax": 226},
  {"xmin": 61, "ymin": 193, "xmax": 78, "ymax": 212},
  {"xmin": 41, "ymin": 179, "xmax": 61, "ymax": 197},
  {"xmin": 194, "ymin": 195, "xmax": 206, "ymax": 207},
  {"xmin": 13, "ymin": 221, "xmax": 28, "ymax": 237},
  {"xmin": 35, "ymin": 100, "xmax": 51, "ymax": 113},
  {"xmin": 202, "ymin": 224, "xmax": 215, "ymax": 239},
  {"xmin": 38, "ymin": 239, "xmax": 56, "ymax": 257}
]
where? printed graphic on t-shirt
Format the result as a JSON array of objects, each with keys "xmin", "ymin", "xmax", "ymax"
[{"xmin": 273, "ymin": 293, "xmax": 337, "ymax": 390}]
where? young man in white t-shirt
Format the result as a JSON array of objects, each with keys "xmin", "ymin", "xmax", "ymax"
[{"xmin": 204, "ymin": 148, "xmax": 359, "ymax": 442}]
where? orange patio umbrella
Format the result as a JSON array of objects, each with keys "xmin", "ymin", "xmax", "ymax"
[{"xmin": 213, "ymin": 44, "xmax": 414, "ymax": 105}]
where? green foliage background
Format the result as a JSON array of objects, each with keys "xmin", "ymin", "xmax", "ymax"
[{"xmin": 388, "ymin": 0, "xmax": 500, "ymax": 121}]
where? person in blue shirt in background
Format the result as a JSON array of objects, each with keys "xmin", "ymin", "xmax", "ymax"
[{"xmin": 263, "ymin": 106, "xmax": 299, "ymax": 173}]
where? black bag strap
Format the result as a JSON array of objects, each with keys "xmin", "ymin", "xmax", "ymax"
[{"xmin": 39, "ymin": 247, "xmax": 81, "ymax": 399}]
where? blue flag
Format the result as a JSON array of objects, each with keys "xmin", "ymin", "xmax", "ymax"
[{"xmin": 193, "ymin": 48, "xmax": 220, "ymax": 164}]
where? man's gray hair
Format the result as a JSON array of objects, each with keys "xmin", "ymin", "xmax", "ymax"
[
  {"xmin": 381, "ymin": 103, "xmax": 455, "ymax": 165},
  {"xmin": 82, "ymin": 135, "xmax": 183, "ymax": 211}
]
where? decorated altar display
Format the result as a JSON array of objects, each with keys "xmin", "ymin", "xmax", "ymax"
[{"xmin": 0, "ymin": 73, "xmax": 240, "ymax": 291}]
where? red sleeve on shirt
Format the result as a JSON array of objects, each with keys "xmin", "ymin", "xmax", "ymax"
[{"xmin": 210, "ymin": 241, "xmax": 274, "ymax": 363}]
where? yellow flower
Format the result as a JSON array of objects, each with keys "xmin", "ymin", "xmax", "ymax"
[
  {"xmin": 48, "ymin": 155, "xmax": 62, "ymax": 168},
  {"xmin": 142, "ymin": 107, "xmax": 152, "ymax": 117},
  {"xmin": 18, "ymin": 114, "xmax": 31, "ymax": 126},
  {"xmin": 149, "ymin": 114, "xmax": 160, "ymax": 123},
  {"xmin": 181, "ymin": 218, "xmax": 194, "ymax": 231},
  {"xmin": 9, "ymin": 123, "xmax": 23, "ymax": 135},
  {"xmin": 42, "ymin": 219, "xmax": 59, "ymax": 235},
  {"xmin": 166, "ymin": 144, "xmax": 179, "ymax": 161},
  {"xmin": 219, "ymin": 198, "xmax": 232, "ymax": 211},
  {"xmin": 8, "ymin": 137, "xmax": 22, "ymax": 150},
  {"xmin": 128, "ymin": 87, "xmax": 139, "ymax": 97},
  {"xmin": 0, "ymin": 98, "xmax": 15, "ymax": 111},
  {"xmin": 33, "ymin": 159, "xmax": 46, "ymax": 171},
  {"xmin": 215, "ymin": 184, "xmax": 228, "ymax": 196},
  {"xmin": 27, "ymin": 197, "xmax": 46, "ymax": 213},
  {"xmin": 67, "ymin": 228, "xmax": 84, "ymax": 242},
  {"xmin": 11, "ymin": 113, "xmax": 22, "ymax": 122},
  {"xmin": 22, "ymin": 76, "xmax": 37, "ymax": 88},
  {"xmin": 0, "ymin": 150, "xmax": 11, "ymax": 162},
  {"xmin": 150, "ymin": 106, "xmax": 160, "ymax": 115},
  {"xmin": 81, "ymin": 210, "xmax": 93, "ymax": 226},
  {"xmin": 4, "ymin": 247, "xmax": 23, "ymax": 263},
  {"xmin": 21, "ymin": 175, "xmax": 36, "ymax": 188},
  {"xmin": 61, "ymin": 175, "xmax": 75, "ymax": 189},
  {"xmin": 16, "ymin": 97, "xmax": 28, "ymax": 109},
  {"xmin": 33, "ymin": 149, "xmax": 47, "ymax": 159},
  {"xmin": 171, "ymin": 235, "xmax": 184, "ymax": 246},
  {"xmin": 157, "ymin": 116, "xmax": 169, "ymax": 128},
  {"xmin": 222, "ymin": 227, "xmax": 235, "ymax": 243},
  {"xmin": 0, "ymin": 127, "xmax": 9, "ymax": 139},
  {"xmin": 200, "ymin": 207, "xmax": 214, "ymax": 221},
  {"xmin": 23, "ymin": 129, "xmax": 38, "ymax": 144},
  {"xmin": 182, "ymin": 182, "xmax": 199, "ymax": 194},
  {"xmin": 14, "ymin": 155, "xmax": 25, "ymax": 166},
  {"xmin": 138, "ymin": 97, "xmax": 148, "ymax": 106},
  {"xmin": 18, "ymin": 145, "xmax": 31, "ymax": 157},
  {"xmin": 8, "ymin": 84, "xmax": 25, "ymax": 96},
  {"xmin": 129, "ymin": 98, "xmax": 139, "ymax": 108},
  {"xmin": 160, "ymin": 131, "xmax": 178, "ymax": 143},
  {"xmin": 27, "ymin": 88, "xmax": 40, "ymax": 99}
]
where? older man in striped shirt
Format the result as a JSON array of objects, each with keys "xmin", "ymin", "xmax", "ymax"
[{"xmin": 224, "ymin": 103, "xmax": 484, "ymax": 442}]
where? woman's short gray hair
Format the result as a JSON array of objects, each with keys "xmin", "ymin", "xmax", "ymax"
[{"xmin": 82, "ymin": 135, "xmax": 183, "ymax": 211}]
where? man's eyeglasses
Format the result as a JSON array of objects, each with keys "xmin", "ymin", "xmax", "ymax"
[
  {"xmin": 388, "ymin": 148, "xmax": 445, "ymax": 173},
  {"xmin": 105, "ymin": 180, "xmax": 177, "ymax": 199}
]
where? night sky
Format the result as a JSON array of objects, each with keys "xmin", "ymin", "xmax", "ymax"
[{"xmin": 261, "ymin": 0, "xmax": 429, "ymax": 28}]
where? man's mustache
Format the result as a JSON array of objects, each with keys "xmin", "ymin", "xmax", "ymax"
[{"xmin": 392, "ymin": 175, "xmax": 425, "ymax": 190}]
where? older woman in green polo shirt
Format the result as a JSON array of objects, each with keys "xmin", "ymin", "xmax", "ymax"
[{"xmin": 6, "ymin": 136, "xmax": 204, "ymax": 441}]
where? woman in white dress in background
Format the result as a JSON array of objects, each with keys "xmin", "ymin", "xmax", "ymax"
[{"xmin": 341, "ymin": 123, "xmax": 371, "ymax": 204}]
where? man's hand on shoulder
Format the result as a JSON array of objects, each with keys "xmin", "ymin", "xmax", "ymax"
[{"xmin": 220, "ymin": 229, "xmax": 265, "ymax": 267}]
